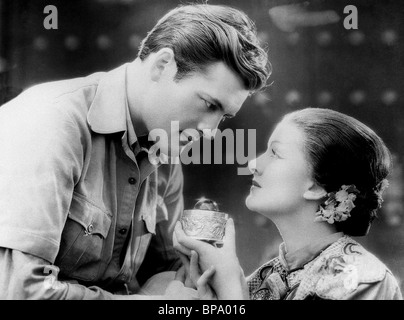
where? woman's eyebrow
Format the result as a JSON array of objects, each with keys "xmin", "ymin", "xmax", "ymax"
[{"xmin": 268, "ymin": 140, "xmax": 281, "ymax": 148}]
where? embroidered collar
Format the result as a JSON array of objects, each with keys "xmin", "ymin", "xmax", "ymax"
[{"xmin": 278, "ymin": 232, "xmax": 344, "ymax": 272}]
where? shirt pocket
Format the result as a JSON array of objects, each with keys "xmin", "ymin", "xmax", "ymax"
[{"xmin": 55, "ymin": 192, "xmax": 112, "ymax": 282}]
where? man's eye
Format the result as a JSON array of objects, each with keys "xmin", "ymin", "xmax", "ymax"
[{"xmin": 205, "ymin": 101, "xmax": 219, "ymax": 111}]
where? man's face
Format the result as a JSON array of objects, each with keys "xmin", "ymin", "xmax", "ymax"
[{"xmin": 144, "ymin": 60, "xmax": 250, "ymax": 158}]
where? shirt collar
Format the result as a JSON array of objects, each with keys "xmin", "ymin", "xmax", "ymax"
[
  {"xmin": 86, "ymin": 63, "xmax": 138, "ymax": 147},
  {"xmin": 278, "ymin": 232, "xmax": 344, "ymax": 272}
]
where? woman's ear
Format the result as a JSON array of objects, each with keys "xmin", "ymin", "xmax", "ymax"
[
  {"xmin": 149, "ymin": 48, "xmax": 177, "ymax": 82},
  {"xmin": 303, "ymin": 182, "xmax": 327, "ymax": 201}
]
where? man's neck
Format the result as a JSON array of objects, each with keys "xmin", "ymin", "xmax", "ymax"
[{"xmin": 125, "ymin": 59, "xmax": 149, "ymax": 138}]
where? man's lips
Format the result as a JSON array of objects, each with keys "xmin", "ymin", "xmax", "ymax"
[
  {"xmin": 179, "ymin": 130, "xmax": 204, "ymax": 145},
  {"xmin": 252, "ymin": 180, "xmax": 261, "ymax": 188},
  {"xmin": 179, "ymin": 137, "xmax": 191, "ymax": 146}
]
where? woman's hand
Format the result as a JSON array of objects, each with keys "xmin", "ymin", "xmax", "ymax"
[
  {"xmin": 173, "ymin": 218, "xmax": 248, "ymax": 300},
  {"xmin": 165, "ymin": 257, "xmax": 217, "ymax": 300}
]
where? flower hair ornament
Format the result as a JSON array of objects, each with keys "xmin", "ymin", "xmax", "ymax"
[
  {"xmin": 315, "ymin": 179, "xmax": 390, "ymax": 224},
  {"xmin": 374, "ymin": 179, "xmax": 390, "ymax": 209},
  {"xmin": 315, "ymin": 185, "xmax": 360, "ymax": 224}
]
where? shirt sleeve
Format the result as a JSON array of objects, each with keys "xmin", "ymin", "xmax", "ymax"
[
  {"xmin": 0, "ymin": 93, "xmax": 84, "ymax": 263},
  {"xmin": 0, "ymin": 247, "xmax": 176, "ymax": 300},
  {"xmin": 346, "ymin": 270, "xmax": 403, "ymax": 300},
  {"xmin": 0, "ymin": 247, "xmax": 114, "ymax": 299},
  {"xmin": 135, "ymin": 163, "xmax": 184, "ymax": 285}
]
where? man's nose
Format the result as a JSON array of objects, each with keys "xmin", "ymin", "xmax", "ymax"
[{"xmin": 197, "ymin": 114, "xmax": 223, "ymax": 139}]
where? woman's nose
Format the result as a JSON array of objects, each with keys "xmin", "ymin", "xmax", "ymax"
[
  {"xmin": 248, "ymin": 158, "xmax": 257, "ymax": 174},
  {"xmin": 249, "ymin": 153, "xmax": 266, "ymax": 175}
]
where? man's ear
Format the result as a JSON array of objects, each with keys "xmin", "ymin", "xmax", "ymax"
[
  {"xmin": 150, "ymin": 48, "xmax": 177, "ymax": 82},
  {"xmin": 303, "ymin": 181, "xmax": 327, "ymax": 201}
]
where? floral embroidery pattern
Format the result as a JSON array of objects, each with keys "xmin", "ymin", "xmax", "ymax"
[
  {"xmin": 315, "ymin": 185, "xmax": 360, "ymax": 224},
  {"xmin": 315, "ymin": 255, "xmax": 359, "ymax": 298},
  {"xmin": 248, "ymin": 260, "xmax": 289, "ymax": 300}
]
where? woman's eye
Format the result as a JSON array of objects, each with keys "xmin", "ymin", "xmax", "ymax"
[{"xmin": 270, "ymin": 148, "xmax": 278, "ymax": 158}]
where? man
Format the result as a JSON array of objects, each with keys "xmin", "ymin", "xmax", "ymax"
[{"xmin": 0, "ymin": 3, "xmax": 270, "ymax": 299}]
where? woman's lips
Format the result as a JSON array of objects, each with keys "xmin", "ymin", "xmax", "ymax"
[{"xmin": 252, "ymin": 180, "xmax": 261, "ymax": 188}]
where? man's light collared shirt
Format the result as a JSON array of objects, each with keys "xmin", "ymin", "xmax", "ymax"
[{"xmin": 0, "ymin": 64, "xmax": 183, "ymax": 299}]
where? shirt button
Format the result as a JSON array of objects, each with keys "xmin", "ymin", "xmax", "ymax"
[
  {"xmin": 119, "ymin": 228, "xmax": 127, "ymax": 235},
  {"xmin": 128, "ymin": 177, "xmax": 136, "ymax": 185}
]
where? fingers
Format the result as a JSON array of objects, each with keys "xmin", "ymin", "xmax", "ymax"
[
  {"xmin": 174, "ymin": 265, "xmax": 186, "ymax": 282},
  {"xmin": 189, "ymin": 250, "xmax": 200, "ymax": 286},
  {"xmin": 173, "ymin": 225, "xmax": 192, "ymax": 256},
  {"xmin": 178, "ymin": 252, "xmax": 190, "ymax": 276},
  {"xmin": 178, "ymin": 252, "xmax": 196, "ymax": 289},
  {"xmin": 197, "ymin": 266, "xmax": 216, "ymax": 299},
  {"xmin": 174, "ymin": 221, "xmax": 212, "ymax": 254},
  {"xmin": 223, "ymin": 218, "xmax": 236, "ymax": 251},
  {"xmin": 197, "ymin": 265, "xmax": 215, "ymax": 288}
]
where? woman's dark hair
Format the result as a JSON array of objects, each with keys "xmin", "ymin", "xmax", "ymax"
[
  {"xmin": 284, "ymin": 108, "xmax": 392, "ymax": 236},
  {"xmin": 138, "ymin": 3, "xmax": 271, "ymax": 92}
]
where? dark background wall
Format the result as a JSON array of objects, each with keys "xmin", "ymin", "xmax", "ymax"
[{"xmin": 1, "ymin": 0, "xmax": 403, "ymax": 293}]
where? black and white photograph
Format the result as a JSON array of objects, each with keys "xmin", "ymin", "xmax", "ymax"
[{"xmin": 0, "ymin": 0, "xmax": 403, "ymax": 303}]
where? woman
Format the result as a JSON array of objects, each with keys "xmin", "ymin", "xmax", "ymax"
[{"xmin": 174, "ymin": 107, "xmax": 403, "ymax": 300}]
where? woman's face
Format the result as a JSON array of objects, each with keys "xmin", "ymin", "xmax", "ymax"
[{"xmin": 245, "ymin": 120, "xmax": 314, "ymax": 218}]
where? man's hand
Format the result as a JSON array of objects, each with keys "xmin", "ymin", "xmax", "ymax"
[
  {"xmin": 164, "ymin": 260, "xmax": 217, "ymax": 300},
  {"xmin": 189, "ymin": 250, "xmax": 217, "ymax": 300}
]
